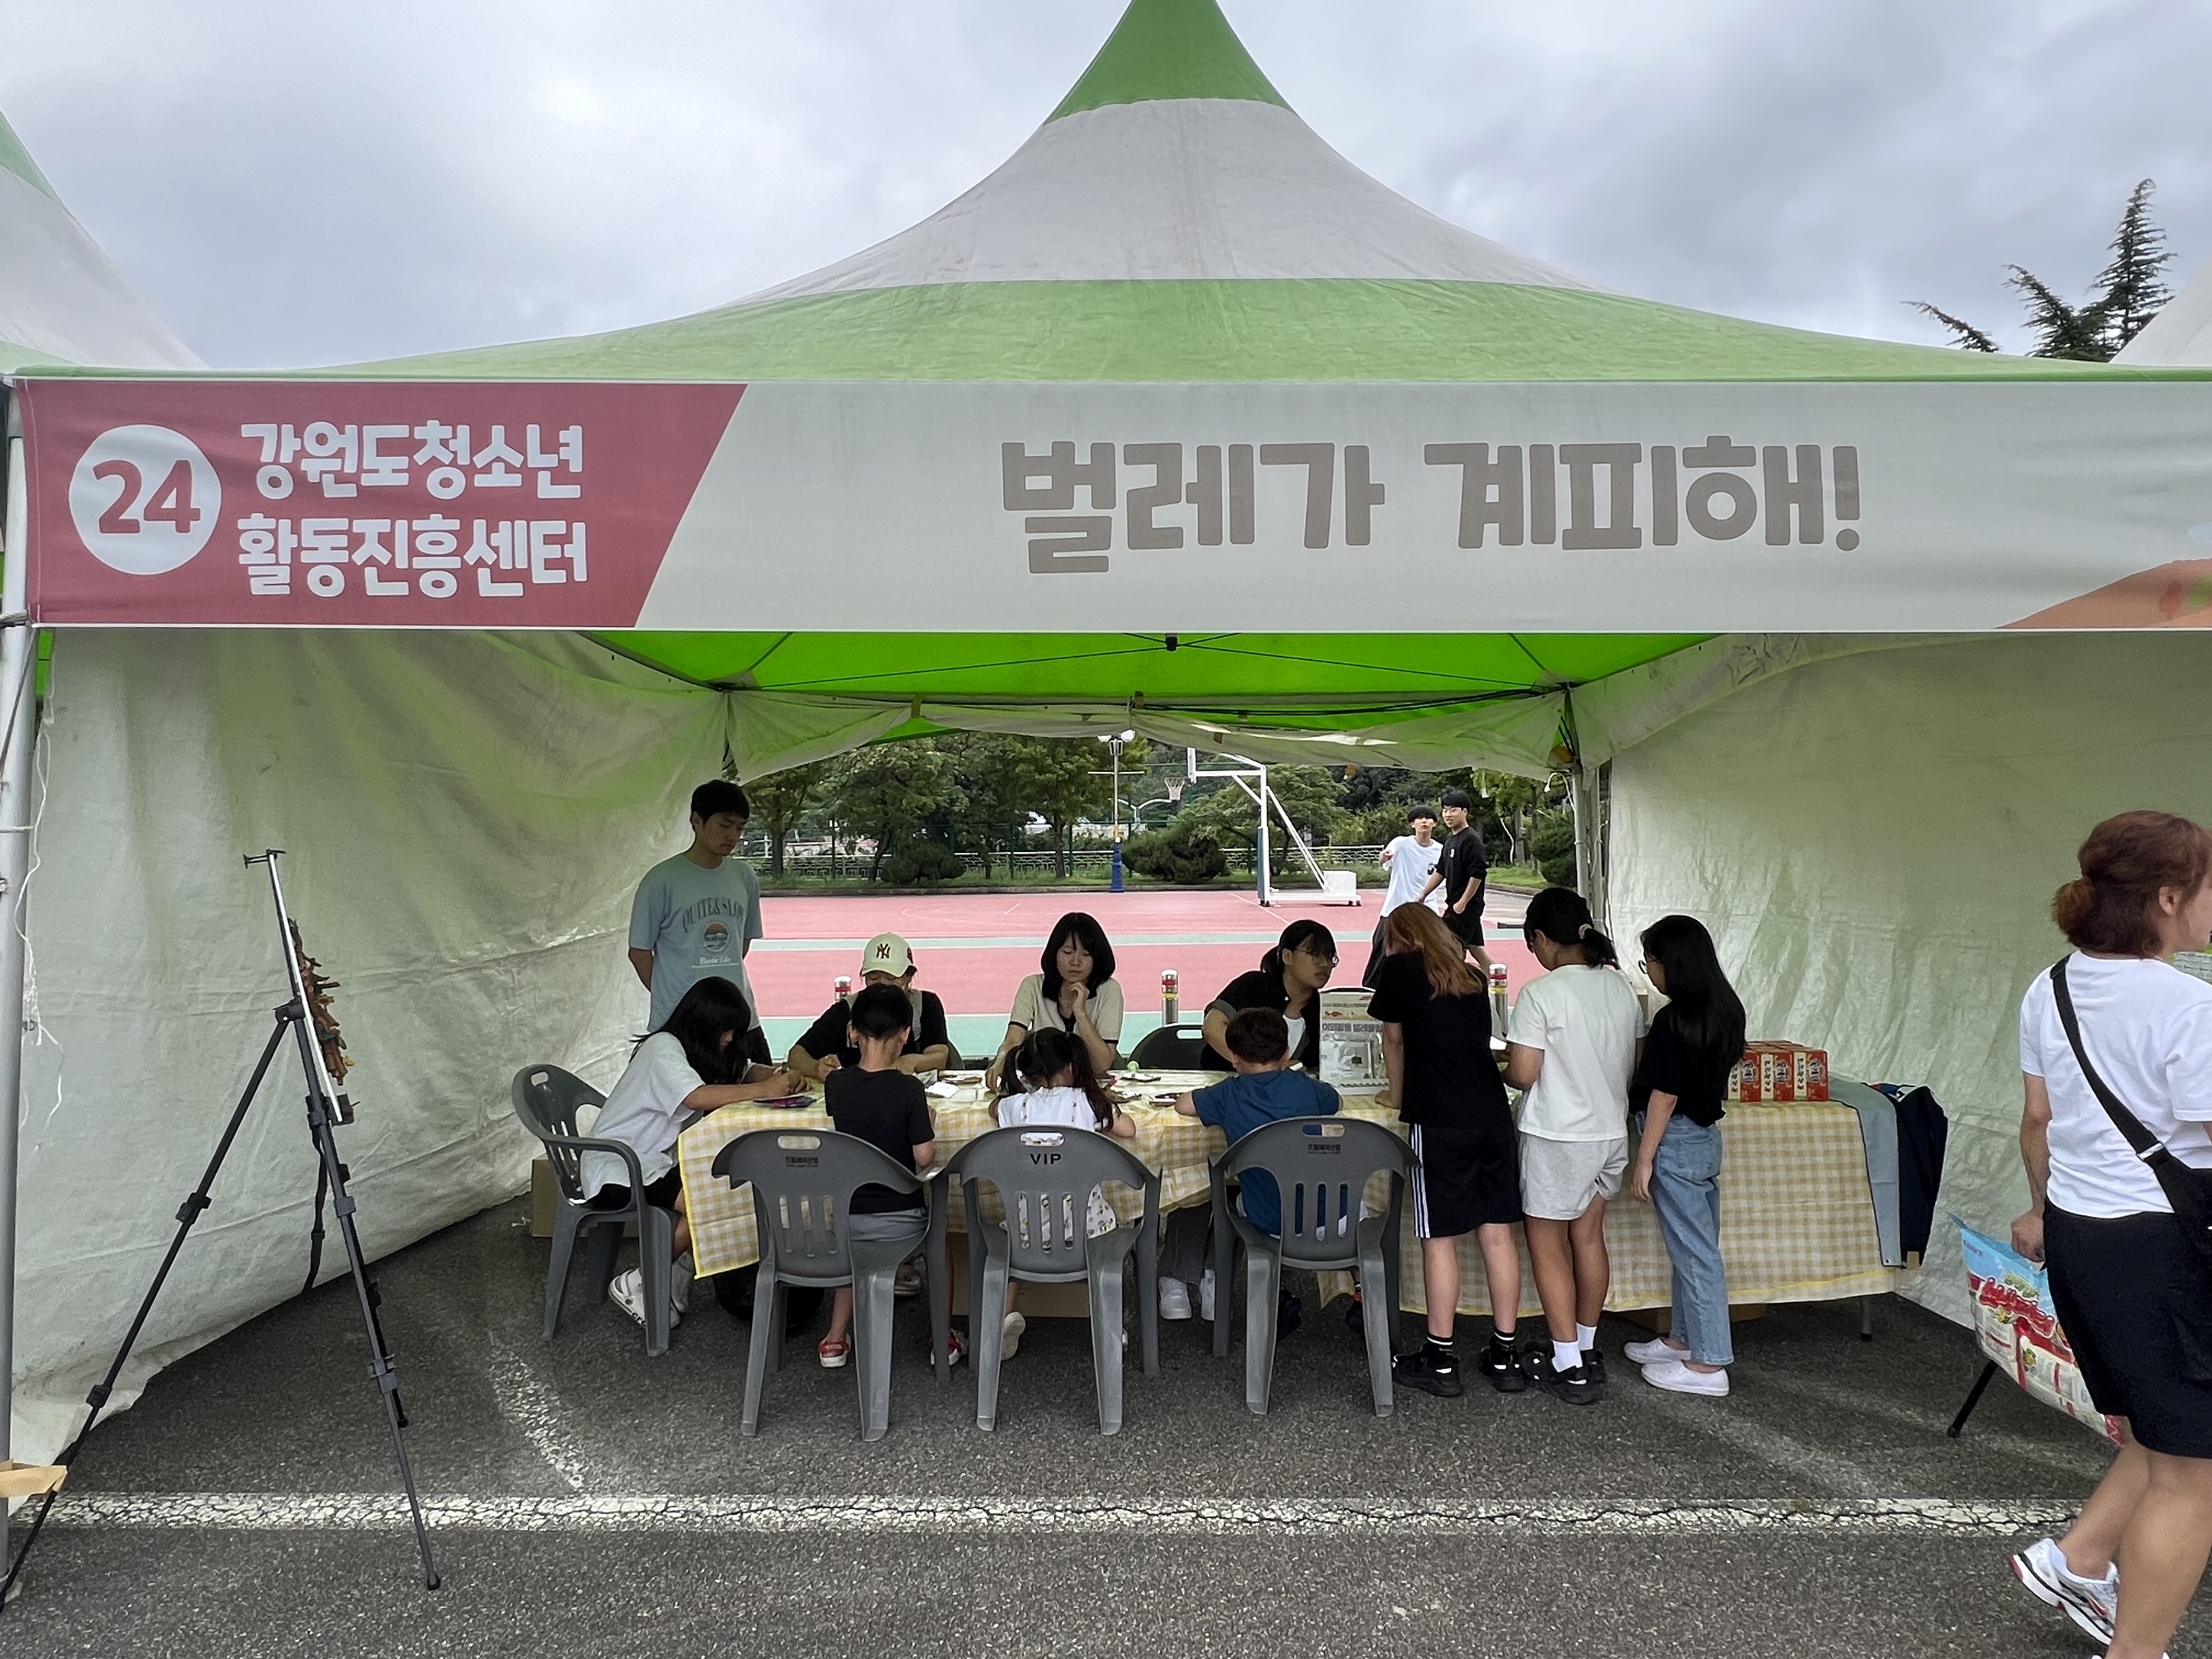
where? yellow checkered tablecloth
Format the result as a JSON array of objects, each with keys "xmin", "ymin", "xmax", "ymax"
[{"xmin": 676, "ymin": 1073, "xmax": 1895, "ymax": 1314}]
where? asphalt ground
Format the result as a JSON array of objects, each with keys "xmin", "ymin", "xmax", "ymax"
[{"xmin": 7, "ymin": 1190, "xmax": 2198, "ymax": 1658}]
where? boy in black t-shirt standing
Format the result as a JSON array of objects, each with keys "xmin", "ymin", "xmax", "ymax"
[
  {"xmin": 816, "ymin": 984, "xmax": 938, "ymax": 1369},
  {"xmin": 1417, "ymin": 788, "xmax": 1496, "ymax": 979}
]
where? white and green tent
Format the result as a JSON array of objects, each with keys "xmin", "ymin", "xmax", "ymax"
[{"xmin": 7, "ymin": 0, "xmax": 2212, "ymax": 1458}]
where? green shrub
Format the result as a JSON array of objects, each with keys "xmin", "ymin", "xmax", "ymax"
[
  {"xmin": 1529, "ymin": 820, "xmax": 1578, "ymax": 890},
  {"xmin": 1121, "ymin": 821, "xmax": 1229, "ymax": 884},
  {"xmin": 884, "ymin": 840, "xmax": 965, "ymax": 884}
]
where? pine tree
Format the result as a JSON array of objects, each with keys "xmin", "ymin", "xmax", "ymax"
[
  {"xmin": 1906, "ymin": 178, "xmax": 2171, "ymax": 360},
  {"xmin": 2090, "ymin": 178, "xmax": 2173, "ymax": 349}
]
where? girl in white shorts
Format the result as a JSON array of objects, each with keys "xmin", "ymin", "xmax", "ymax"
[{"xmin": 1504, "ymin": 888, "xmax": 1646, "ymax": 1406}]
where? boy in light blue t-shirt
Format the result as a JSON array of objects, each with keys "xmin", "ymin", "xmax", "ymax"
[
  {"xmin": 1175, "ymin": 1007, "xmax": 1340, "ymax": 1338},
  {"xmin": 629, "ymin": 780, "xmax": 764, "ymax": 1033}
]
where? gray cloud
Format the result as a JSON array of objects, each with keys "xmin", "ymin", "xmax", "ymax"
[{"xmin": 6, "ymin": 0, "xmax": 2207, "ymax": 368}]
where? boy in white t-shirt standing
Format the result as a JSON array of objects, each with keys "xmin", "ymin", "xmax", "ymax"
[
  {"xmin": 1504, "ymin": 887, "xmax": 1646, "ymax": 1406},
  {"xmin": 1361, "ymin": 805, "xmax": 1445, "ymax": 989}
]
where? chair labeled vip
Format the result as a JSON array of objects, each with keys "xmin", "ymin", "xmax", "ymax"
[
  {"xmin": 512, "ymin": 1064, "xmax": 676, "ymax": 1357},
  {"xmin": 946, "ymin": 1126, "xmax": 1161, "ymax": 1435},
  {"xmin": 713, "ymin": 1128, "xmax": 950, "ymax": 1441},
  {"xmin": 1210, "ymin": 1118, "xmax": 1410, "ymax": 1417}
]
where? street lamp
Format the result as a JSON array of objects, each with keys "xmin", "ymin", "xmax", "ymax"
[{"xmin": 1099, "ymin": 729, "xmax": 1135, "ymax": 892}]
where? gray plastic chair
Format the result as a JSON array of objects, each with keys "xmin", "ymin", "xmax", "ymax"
[
  {"xmin": 946, "ymin": 1126, "xmax": 1160, "ymax": 1435},
  {"xmin": 713, "ymin": 1128, "xmax": 948, "ymax": 1442},
  {"xmin": 512, "ymin": 1063, "xmax": 675, "ymax": 1357},
  {"xmin": 1209, "ymin": 1116, "xmax": 1410, "ymax": 1417},
  {"xmin": 1128, "ymin": 1023, "xmax": 1212, "ymax": 1069}
]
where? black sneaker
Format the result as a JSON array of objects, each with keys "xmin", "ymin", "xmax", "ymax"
[
  {"xmin": 1478, "ymin": 1335, "xmax": 1528, "ymax": 1393},
  {"xmin": 1525, "ymin": 1349, "xmax": 1604, "ymax": 1406},
  {"xmin": 1344, "ymin": 1295, "xmax": 1367, "ymax": 1337},
  {"xmin": 1583, "ymin": 1347, "xmax": 1607, "ymax": 1387},
  {"xmin": 1392, "ymin": 1348, "xmax": 1466, "ymax": 1398},
  {"xmin": 1276, "ymin": 1293, "xmax": 1303, "ymax": 1343}
]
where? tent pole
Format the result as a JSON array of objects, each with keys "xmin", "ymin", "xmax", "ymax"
[{"xmin": 0, "ymin": 431, "xmax": 32, "ymax": 1459}]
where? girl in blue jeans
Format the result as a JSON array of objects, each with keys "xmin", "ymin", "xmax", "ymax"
[{"xmin": 1624, "ymin": 915, "xmax": 1746, "ymax": 1397}]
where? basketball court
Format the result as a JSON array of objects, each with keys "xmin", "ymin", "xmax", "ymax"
[{"xmin": 748, "ymin": 885, "xmax": 1538, "ymax": 1060}]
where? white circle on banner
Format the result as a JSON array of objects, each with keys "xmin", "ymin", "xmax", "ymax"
[{"xmin": 67, "ymin": 425, "xmax": 221, "ymax": 575}]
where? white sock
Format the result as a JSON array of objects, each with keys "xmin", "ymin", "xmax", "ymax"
[
  {"xmin": 1577, "ymin": 1323, "xmax": 1598, "ymax": 1350},
  {"xmin": 1553, "ymin": 1339, "xmax": 1582, "ymax": 1372}
]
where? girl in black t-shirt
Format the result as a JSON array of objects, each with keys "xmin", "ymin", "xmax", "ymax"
[
  {"xmin": 1201, "ymin": 918, "xmax": 1336, "ymax": 1072},
  {"xmin": 1369, "ymin": 903, "xmax": 1526, "ymax": 1397},
  {"xmin": 1624, "ymin": 915, "xmax": 1747, "ymax": 1396}
]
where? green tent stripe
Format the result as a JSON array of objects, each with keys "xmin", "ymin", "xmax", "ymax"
[
  {"xmin": 0, "ymin": 112, "xmax": 57, "ymax": 201},
  {"xmin": 1049, "ymin": 0, "xmax": 1288, "ymax": 121},
  {"xmin": 343, "ymin": 278, "xmax": 2156, "ymax": 384},
  {"xmin": 594, "ymin": 631, "xmax": 1705, "ymax": 703}
]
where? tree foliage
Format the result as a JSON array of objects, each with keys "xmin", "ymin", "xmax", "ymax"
[
  {"xmin": 825, "ymin": 743, "xmax": 961, "ymax": 882},
  {"xmin": 1175, "ymin": 765, "xmax": 1342, "ymax": 872},
  {"xmin": 1909, "ymin": 178, "xmax": 2173, "ymax": 362},
  {"xmin": 746, "ymin": 759, "xmax": 833, "ymax": 876}
]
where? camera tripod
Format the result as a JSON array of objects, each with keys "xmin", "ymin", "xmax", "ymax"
[{"xmin": 2, "ymin": 850, "xmax": 438, "ymax": 1606}]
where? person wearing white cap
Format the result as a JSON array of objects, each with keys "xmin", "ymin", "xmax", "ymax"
[{"xmin": 786, "ymin": 932, "xmax": 952, "ymax": 1079}]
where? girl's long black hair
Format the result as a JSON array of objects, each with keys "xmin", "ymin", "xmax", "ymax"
[
  {"xmin": 1521, "ymin": 887, "xmax": 1620, "ymax": 969},
  {"xmin": 1040, "ymin": 911, "xmax": 1116, "ymax": 1001},
  {"xmin": 641, "ymin": 975, "xmax": 754, "ymax": 1085},
  {"xmin": 1638, "ymin": 915, "xmax": 1747, "ymax": 1077},
  {"xmin": 1000, "ymin": 1026, "xmax": 1116, "ymax": 1129}
]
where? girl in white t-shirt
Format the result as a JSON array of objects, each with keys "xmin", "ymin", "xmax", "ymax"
[
  {"xmin": 988, "ymin": 1028, "xmax": 1137, "ymax": 1356},
  {"xmin": 1503, "ymin": 887, "xmax": 1646, "ymax": 1406},
  {"xmin": 586, "ymin": 977, "xmax": 800, "ymax": 1333}
]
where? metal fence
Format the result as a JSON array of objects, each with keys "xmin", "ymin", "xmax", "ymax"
[{"xmin": 759, "ymin": 844, "xmax": 1393, "ymax": 881}]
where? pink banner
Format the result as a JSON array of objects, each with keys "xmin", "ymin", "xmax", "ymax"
[{"xmin": 20, "ymin": 380, "xmax": 743, "ymax": 626}]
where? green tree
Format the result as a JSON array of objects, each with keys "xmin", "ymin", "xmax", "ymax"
[
  {"xmin": 1175, "ymin": 765, "xmax": 1342, "ymax": 873},
  {"xmin": 937, "ymin": 732, "xmax": 1032, "ymax": 877},
  {"xmin": 746, "ymin": 759, "xmax": 832, "ymax": 877},
  {"xmin": 1909, "ymin": 178, "xmax": 2173, "ymax": 361},
  {"xmin": 1007, "ymin": 736, "xmax": 1111, "ymax": 877},
  {"xmin": 825, "ymin": 743, "xmax": 960, "ymax": 882}
]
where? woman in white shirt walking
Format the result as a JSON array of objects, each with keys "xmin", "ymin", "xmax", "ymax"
[
  {"xmin": 2010, "ymin": 810, "xmax": 2212, "ymax": 1659},
  {"xmin": 1504, "ymin": 887, "xmax": 1645, "ymax": 1407}
]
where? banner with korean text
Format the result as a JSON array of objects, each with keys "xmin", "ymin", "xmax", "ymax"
[{"xmin": 22, "ymin": 377, "xmax": 2212, "ymax": 631}]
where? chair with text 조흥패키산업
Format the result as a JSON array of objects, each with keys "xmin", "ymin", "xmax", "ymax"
[
  {"xmin": 1128, "ymin": 1023, "xmax": 1213, "ymax": 1070},
  {"xmin": 512, "ymin": 1063, "xmax": 676, "ymax": 1357},
  {"xmin": 945, "ymin": 1125, "xmax": 1161, "ymax": 1435},
  {"xmin": 1210, "ymin": 1117, "xmax": 1410, "ymax": 1417},
  {"xmin": 712, "ymin": 1128, "xmax": 950, "ymax": 1441}
]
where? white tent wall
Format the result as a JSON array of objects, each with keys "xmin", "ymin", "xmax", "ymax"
[
  {"xmin": 1605, "ymin": 630, "xmax": 2212, "ymax": 1327},
  {"xmin": 10, "ymin": 628, "xmax": 726, "ymax": 1462}
]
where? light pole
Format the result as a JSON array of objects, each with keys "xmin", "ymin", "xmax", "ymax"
[{"xmin": 1099, "ymin": 729, "xmax": 1135, "ymax": 891}]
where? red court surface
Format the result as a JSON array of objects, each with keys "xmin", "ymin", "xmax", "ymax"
[{"xmin": 748, "ymin": 887, "xmax": 1536, "ymax": 1020}]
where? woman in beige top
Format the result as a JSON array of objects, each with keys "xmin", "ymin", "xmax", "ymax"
[{"xmin": 985, "ymin": 911, "xmax": 1124, "ymax": 1087}]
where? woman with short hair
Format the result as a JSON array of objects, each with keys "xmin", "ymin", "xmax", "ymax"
[{"xmin": 2010, "ymin": 810, "xmax": 2212, "ymax": 1658}]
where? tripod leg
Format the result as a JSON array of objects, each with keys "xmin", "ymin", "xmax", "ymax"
[
  {"xmin": 1946, "ymin": 1358, "xmax": 2002, "ymax": 1440},
  {"xmin": 2, "ymin": 1012, "xmax": 294, "ymax": 1611}
]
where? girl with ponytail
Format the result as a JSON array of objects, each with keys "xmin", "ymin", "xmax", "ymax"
[{"xmin": 1502, "ymin": 886, "xmax": 1646, "ymax": 1405}]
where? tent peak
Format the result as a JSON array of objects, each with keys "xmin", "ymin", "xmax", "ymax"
[
  {"xmin": 1049, "ymin": 0, "xmax": 1289, "ymax": 122},
  {"xmin": 0, "ymin": 109, "xmax": 57, "ymax": 201}
]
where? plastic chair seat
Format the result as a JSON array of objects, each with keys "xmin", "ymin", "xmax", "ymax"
[
  {"xmin": 713, "ymin": 1128, "xmax": 950, "ymax": 1442},
  {"xmin": 512, "ymin": 1063, "xmax": 676, "ymax": 1357},
  {"xmin": 945, "ymin": 1126, "xmax": 1161, "ymax": 1435},
  {"xmin": 1209, "ymin": 1116, "xmax": 1410, "ymax": 1417}
]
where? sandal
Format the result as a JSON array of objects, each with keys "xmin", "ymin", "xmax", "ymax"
[{"xmin": 817, "ymin": 1335, "xmax": 851, "ymax": 1369}]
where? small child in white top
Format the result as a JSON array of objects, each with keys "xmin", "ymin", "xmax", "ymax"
[{"xmin": 988, "ymin": 1028, "xmax": 1136, "ymax": 1356}]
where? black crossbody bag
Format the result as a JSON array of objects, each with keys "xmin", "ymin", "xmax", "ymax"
[{"xmin": 2049, "ymin": 958, "xmax": 2212, "ymax": 1272}]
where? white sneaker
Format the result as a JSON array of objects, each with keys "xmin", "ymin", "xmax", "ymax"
[
  {"xmin": 2010, "ymin": 1535, "xmax": 2118, "ymax": 1644},
  {"xmin": 1643, "ymin": 1357, "xmax": 1728, "ymax": 1396},
  {"xmin": 608, "ymin": 1267, "xmax": 678, "ymax": 1330},
  {"xmin": 1160, "ymin": 1277, "xmax": 1193, "ymax": 1321},
  {"xmin": 1001, "ymin": 1311, "xmax": 1026, "ymax": 1359},
  {"xmin": 1624, "ymin": 1335, "xmax": 1689, "ymax": 1366},
  {"xmin": 1198, "ymin": 1267, "xmax": 1217, "ymax": 1323},
  {"xmin": 670, "ymin": 1255, "xmax": 695, "ymax": 1316},
  {"xmin": 894, "ymin": 1261, "xmax": 924, "ymax": 1299}
]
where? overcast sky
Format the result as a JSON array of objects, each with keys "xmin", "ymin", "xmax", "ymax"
[{"xmin": 7, "ymin": 0, "xmax": 2208, "ymax": 369}]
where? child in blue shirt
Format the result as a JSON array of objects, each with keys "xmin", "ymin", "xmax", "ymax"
[{"xmin": 1175, "ymin": 1007, "xmax": 1340, "ymax": 1338}]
